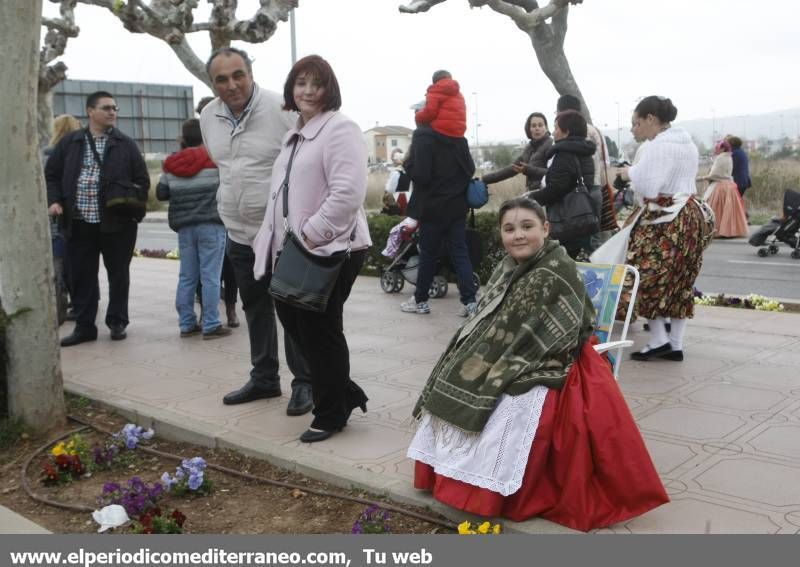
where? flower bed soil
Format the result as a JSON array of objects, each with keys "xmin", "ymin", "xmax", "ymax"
[{"xmin": 0, "ymin": 398, "xmax": 452, "ymax": 534}]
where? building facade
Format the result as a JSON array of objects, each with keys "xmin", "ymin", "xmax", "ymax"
[{"xmin": 363, "ymin": 125, "xmax": 414, "ymax": 164}]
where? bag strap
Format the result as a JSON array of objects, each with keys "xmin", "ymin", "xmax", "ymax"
[
  {"xmin": 596, "ymin": 127, "xmax": 609, "ymax": 186},
  {"xmin": 85, "ymin": 128, "xmax": 103, "ymax": 167},
  {"xmin": 279, "ymin": 136, "xmax": 356, "ymax": 245}
]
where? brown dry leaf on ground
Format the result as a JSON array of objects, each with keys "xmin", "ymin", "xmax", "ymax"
[{"xmin": 0, "ymin": 399, "xmax": 452, "ymax": 534}]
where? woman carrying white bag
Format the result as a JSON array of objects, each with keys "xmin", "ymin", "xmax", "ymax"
[{"xmin": 601, "ymin": 96, "xmax": 713, "ymax": 363}]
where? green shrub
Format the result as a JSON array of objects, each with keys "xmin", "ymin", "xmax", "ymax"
[{"xmin": 362, "ymin": 211, "xmax": 504, "ymax": 285}]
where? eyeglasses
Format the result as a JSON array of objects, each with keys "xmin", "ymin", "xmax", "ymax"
[{"xmin": 96, "ymin": 105, "xmax": 119, "ymax": 112}]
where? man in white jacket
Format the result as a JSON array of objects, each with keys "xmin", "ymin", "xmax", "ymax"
[{"xmin": 200, "ymin": 47, "xmax": 313, "ymax": 416}]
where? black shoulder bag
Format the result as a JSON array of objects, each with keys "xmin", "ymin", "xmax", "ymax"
[
  {"xmin": 86, "ymin": 130, "xmax": 147, "ymax": 221},
  {"xmin": 546, "ymin": 155, "xmax": 600, "ymax": 242},
  {"xmin": 269, "ymin": 138, "xmax": 356, "ymax": 313}
]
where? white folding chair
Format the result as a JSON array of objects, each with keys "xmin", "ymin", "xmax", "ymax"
[{"xmin": 575, "ymin": 262, "xmax": 640, "ymax": 379}]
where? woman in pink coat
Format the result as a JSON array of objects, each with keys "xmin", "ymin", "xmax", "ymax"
[{"xmin": 253, "ymin": 55, "xmax": 372, "ymax": 443}]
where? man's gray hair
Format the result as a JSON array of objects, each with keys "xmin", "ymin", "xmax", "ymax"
[{"xmin": 206, "ymin": 47, "xmax": 253, "ymax": 77}]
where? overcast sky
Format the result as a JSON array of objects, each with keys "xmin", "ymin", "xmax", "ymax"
[{"xmin": 43, "ymin": 0, "xmax": 800, "ymax": 144}]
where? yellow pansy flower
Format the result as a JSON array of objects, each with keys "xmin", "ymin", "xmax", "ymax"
[
  {"xmin": 51, "ymin": 442, "xmax": 66, "ymax": 456},
  {"xmin": 458, "ymin": 521, "xmax": 473, "ymax": 534},
  {"xmin": 492, "ymin": 524, "xmax": 502, "ymax": 534},
  {"xmin": 477, "ymin": 521, "xmax": 491, "ymax": 534}
]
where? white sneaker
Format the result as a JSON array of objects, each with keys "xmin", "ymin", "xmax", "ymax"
[
  {"xmin": 458, "ymin": 302, "xmax": 478, "ymax": 317},
  {"xmin": 400, "ymin": 298, "xmax": 431, "ymax": 314}
]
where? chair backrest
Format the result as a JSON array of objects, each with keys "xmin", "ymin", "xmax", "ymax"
[{"xmin": 575, "ymin": 262, "xmax": 640, "ymax": 377}]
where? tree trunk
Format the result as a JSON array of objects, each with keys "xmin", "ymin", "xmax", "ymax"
[
  {"xmin": 0, "ymin": 0, "xmax": 66, "ymax": 431},
  {"xmin": 37, "ymin": 88, "xmax": 55, "ymax": 149},
  {"xmin": 528, "ymin": 8, "xmax": 592, "ymax": 123}
]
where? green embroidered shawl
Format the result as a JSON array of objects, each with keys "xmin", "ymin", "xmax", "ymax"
[{"xmin": 412, "ymin": 240, "xmax": 595, "ymax": 433}]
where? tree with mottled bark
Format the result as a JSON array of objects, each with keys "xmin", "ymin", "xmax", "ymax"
[
  {"xmin": 74, "ymin": 0, "xmax": 297, "ymax": 87},
  {"xmin": 37, "ymin": 0, "xmax": 297, "ymax": 145},
  {"xmin": 39, "ymin": 0, "xmax": 80, "ymax": 148},
  {"xmin": 398, "ymin": 0, "xmax": 593, "ymax": 123},
  {"xmin": 1, "ymin": 0, "xmax": 67, "ymax": 432}
]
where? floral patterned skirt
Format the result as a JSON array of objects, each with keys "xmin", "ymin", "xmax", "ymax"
[{"xmin": 621, "ymin": 196, "xmax": 712, "ymax": 320}]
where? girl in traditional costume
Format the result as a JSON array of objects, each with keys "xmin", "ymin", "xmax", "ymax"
[{"xmin": 407, "ymin": 197, "xmax": 668, "ymax": 531}]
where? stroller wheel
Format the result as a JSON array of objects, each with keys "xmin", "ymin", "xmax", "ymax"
[
  {"xmin": 381, "ymin": 271, "xmax": 398, "ymax": 293},
  {"xmin": 472, "ymin": 272, "xmax": 481, "ymax": 290},
  {"xmin": 430, "ymin": 275, "xmax": 448, "ymax": 298},
  {"xmin": 393, "ymin": 276, "xmax": 405, "ymax": 292},
  {"xmin": 757, "ymin": 248, "xmax": 769, "ymax": 257},
  {"xmin": 768, "ymin": 244, "xmax": 780, "ymax": 255},
  {"xmin": 791, "ymin": 249, "xmax": 800, "ymax": 260}
]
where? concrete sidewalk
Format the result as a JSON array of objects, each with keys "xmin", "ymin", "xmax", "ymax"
[
  {"xmin": 58, "ymin": 258, "xmax": 800, "ymax": 534},
  {"xmin": 0, "ymin": 505, "xmax": 50, "ymax": 534}
]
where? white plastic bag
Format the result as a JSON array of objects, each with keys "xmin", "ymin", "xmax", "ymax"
[
  {"xmin": 590, "ymin": 209, "xmax": 642, "ymax": 265},
  {"xmin": 92, "ymin": 504, "xmax": 130, "ymax": 533}
]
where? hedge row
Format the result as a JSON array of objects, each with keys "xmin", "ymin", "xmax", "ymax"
[{"xmin": 362, "ymin": 212, "xmax": 505, "ymax": 284}]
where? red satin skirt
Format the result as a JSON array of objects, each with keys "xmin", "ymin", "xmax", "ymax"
[{"xmin": 413, "ymin": 341, "xmax": 669, "ymax": 532}]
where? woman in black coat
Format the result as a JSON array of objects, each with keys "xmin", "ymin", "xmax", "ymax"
[
  {"xmin": 527, "ymin": 110, "xmax": 597, "ymax": 259},
  {"xmin": 482, "ymin": 112, "xmax": 553, "ymax": 192}
]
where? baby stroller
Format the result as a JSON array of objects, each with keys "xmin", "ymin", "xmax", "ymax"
[
  {"xmin": 50, "ymin": 216, "xmax": 69, "ymax": 325},
  {"xmin": 748, "ymin": 189, "xmax": 800, "ymax": 259},
  {"xmin": 380, "ymin": 219, "xmax": 482, "ymax": 297}
]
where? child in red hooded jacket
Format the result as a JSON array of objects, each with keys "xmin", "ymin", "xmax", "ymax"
[{"xmin": 414, "ymin": 70, "xmax": 467, "ymax": 138}]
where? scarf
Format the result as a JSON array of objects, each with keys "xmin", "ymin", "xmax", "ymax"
[{"xmin": 412, "ymin": 240, "xmax": 595, "ymax": 433}]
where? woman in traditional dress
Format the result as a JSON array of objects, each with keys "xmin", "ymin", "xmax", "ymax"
[
  {"xmin": 698, "ymin": 139, "xmax": 748, "ymax": 238},
  {"xmin": 617, "ymin": 96, "xmax": 714, "ymax": 362},
  {"xmin": 407, "ymin": 197, "xmax": 668, "ymax": 532}
]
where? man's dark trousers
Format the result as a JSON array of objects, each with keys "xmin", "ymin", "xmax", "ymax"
[
  {"xmin": 414, "ymin": 218, "xmax": 477, "ymax": 305},
  {"xmin": 226, "ymin": 239, "xmax": 312, "ymax": 392},
  {"xmin": 68, "ymin": 219, "xmax": 137, "ymax": 331}
]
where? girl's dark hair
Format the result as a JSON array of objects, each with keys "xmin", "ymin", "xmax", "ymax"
[
  {"xmin": 498, "ymin": 197, "xmax": 547, "ymax": 225},
  {"xmin": 727, "ymin": 135, "xmax": 743, "ymax": 148},
  {"xmin": 554, "ymin": 109, "xmax": 587, "ymax": 138},
  {"xmin": 282, "ymin": 54, "xmax": 342, "ymax": 113},
  {"xmin": 524, "ymin": 112, "xmax": 549, "ymax": 140},
  {"xmin": 635, "ymin": 96, "xmax": 678, "ymax": 123}
]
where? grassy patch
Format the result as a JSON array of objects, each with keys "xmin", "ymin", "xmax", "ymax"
[{"xmin": 0, "ymin": 417, "xmax": 29, "ymax": 451}]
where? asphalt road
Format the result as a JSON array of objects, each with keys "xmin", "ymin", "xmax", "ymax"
[{"xmin": 137, "ymin": 221, "xmax": 800, "ymax": 302}]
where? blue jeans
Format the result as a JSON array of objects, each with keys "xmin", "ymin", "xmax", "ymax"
[
  {"xmin": 176, "ymin": 223, "xmax": 227, "ymax": 333},
  {"xmin": 414, "ymin": 218, "xmax": 477, "ymax": 305}
]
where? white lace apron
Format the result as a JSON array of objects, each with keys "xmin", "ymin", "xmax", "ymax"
[{"xmin": 407, "ymin": 385, "xmax": 549, "ymax": 496}]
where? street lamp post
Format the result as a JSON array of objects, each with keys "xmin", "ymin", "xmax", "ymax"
[{"xmin": 615, "ymin": 101, "xmax": 621, "ymax": 152}]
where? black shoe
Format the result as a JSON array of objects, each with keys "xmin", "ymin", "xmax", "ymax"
[
  {"xmin": 60, "ymin": 328, "xmax": 97, "ymax": 347},
  {"xmin": 109, "ymin": 324, "xmax": 127, "ymax": 341},
  {"xmin": 299, "ymin": 428, "xmax": 340, "ymax": 443},
  {"xmin": 658, "ymin": 349, "xmax": 684, "ymax": 361},
  {"xmin": 286, "ymin": 386, "xmax": 313, "ymax": 416},
  {"xmin": 631, "ymin": 343, "xmax": 672, "ymax": 361},
  {"xmin": 222, "ymin": 381, "xmax": 281, "ymax": 405}
]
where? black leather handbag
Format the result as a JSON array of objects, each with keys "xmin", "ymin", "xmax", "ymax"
[
  {"xmin": 547, "ymin": 156, "xmax": 600, "ymax": 242},
  {"xmin": 269, "ymin": 138, "xmax": 354, "ymax": 313}
]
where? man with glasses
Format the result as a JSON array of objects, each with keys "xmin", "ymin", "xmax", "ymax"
[
  {"xmin": 199, "ymin": 47, "xmax": 313, "ymax": 416},
  {"xmin": 46, "ymin": 90, "xmax": 150, "ymax": 346}
]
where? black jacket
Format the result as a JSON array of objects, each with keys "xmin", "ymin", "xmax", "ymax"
[
  {"xmin": 404, "ymin": 126, "xmax": 475, "ymax": 224},
  {"xmin": 527, "ymin": 136, "xmax": 596, "ymax": 208},
  {"xmin": 45, "ymin": 127, "xmax": 150, "ymax": 235}
]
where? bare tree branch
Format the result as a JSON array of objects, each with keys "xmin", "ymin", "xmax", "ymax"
[{"xmin": 73, "ymin": 0, "xmax": 297, "ymax": 85}]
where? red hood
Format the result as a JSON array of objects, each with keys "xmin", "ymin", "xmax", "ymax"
[
  {"xmin": 428, "ymin": 78, "xmax": 461, "ymax": 97},
  {"xmin": 163, "ymin": 146, "xmax": 216, "ymax": 177}
]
